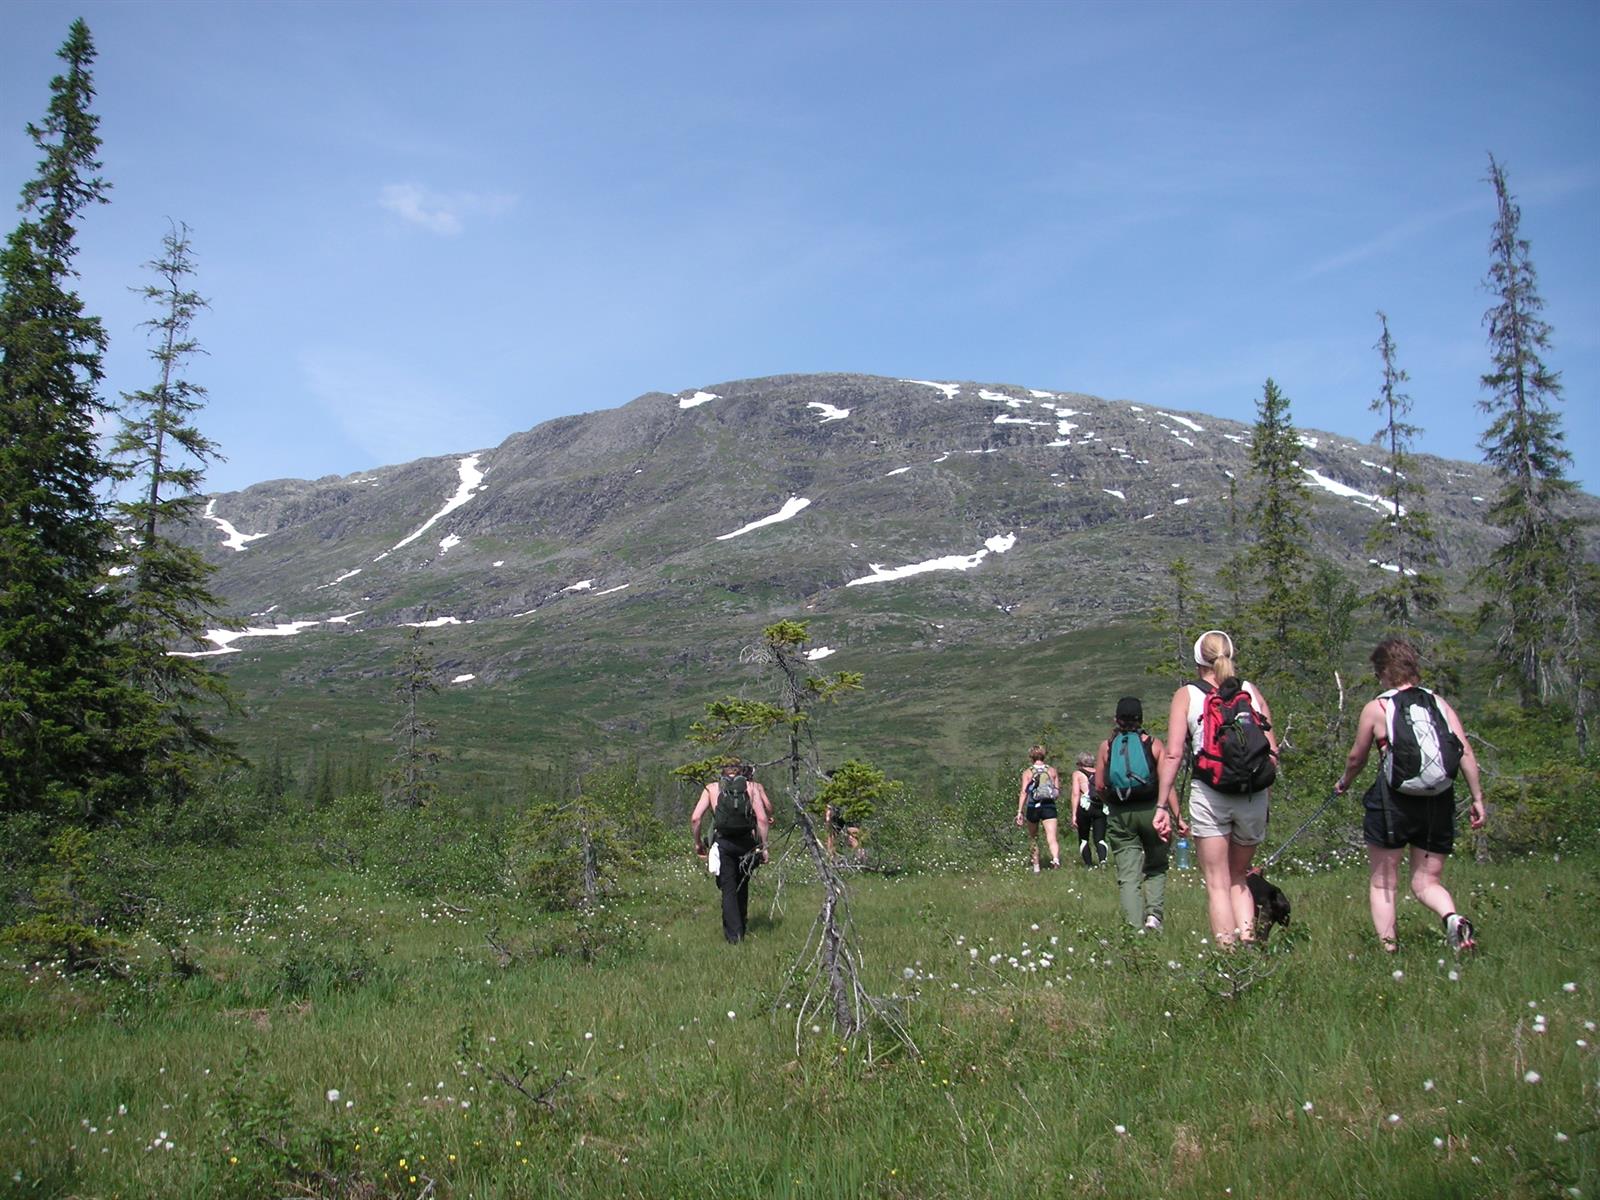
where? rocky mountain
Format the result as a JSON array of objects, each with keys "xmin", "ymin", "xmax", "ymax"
[{"xmin": 186, "ymin": 373, "xmax": 1593, "ymax": 779}]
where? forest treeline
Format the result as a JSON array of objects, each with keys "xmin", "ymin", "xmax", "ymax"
[{"xmin": 1, "ymin": 22, "xmax": 1597, "ymax": 967}]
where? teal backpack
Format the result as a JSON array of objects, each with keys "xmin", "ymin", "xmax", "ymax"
[{"xmin": 1105, "ymin": 731, "xmax": 1159, "ymax": 803}]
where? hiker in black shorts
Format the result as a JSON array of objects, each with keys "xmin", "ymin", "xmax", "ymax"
[
  {"xmin": 1070, "ymin": 752, "xmax": 1107, "ymax": 867},
  {"xmin": 690, "ymin": 762, "xmax": 771, "ymax": 943},
  {"xmin": 1334, "ymin": 638, "xmax": 1485, "ymax": 953},
  {"xmin": 1014, "ymin": 745, "xmax": 1062, "ymax": 873}
]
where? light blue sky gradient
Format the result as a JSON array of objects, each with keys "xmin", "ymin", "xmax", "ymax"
[{"xmin": 4, "ymin": 0, "xmax": 1596, "ymax": 493}]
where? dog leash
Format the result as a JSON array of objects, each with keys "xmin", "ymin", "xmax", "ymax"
[{"xmin": 1258, "ymin": 791, "xmax": 1344, "ymax": 871}]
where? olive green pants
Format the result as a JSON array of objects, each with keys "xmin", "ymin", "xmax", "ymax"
[{"xmin": 1107, "ymin": 802, "xmax": 1169, "ymax": 927}]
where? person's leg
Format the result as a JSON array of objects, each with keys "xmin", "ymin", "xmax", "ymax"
[
  {"xmin": 1107, "ymin": 811, "xmax": 1144, "ymax": 926},
  {"xmin": 1042, "ymin": 817, "xmax": 1061, "ymax": 867},
  {"xmin": 736, "ymin": 845, "xmax": 753, "ymax": 932},
  {"xmin": 1092, "ymin": 810, "xmax": 1108, "ymax": 865},
  {"xmin": 1139, "ymin": 809, "xmax": 1170, "ymax": 926},
  {"xmin": 717, "ymin": 839, "xmax": 744, "ymax": 943},
  {"xmin": 1077, "ymin": 811, "xmax": 1093, "ymax": 866},
  {"xmin": 1368, "ymin": 846, "xmax": 1402, "ymax": 951},
  {"xmin": 1227, "ymin": 840, "xmax": 1258, "ymax": 941},
  {"xmin": 1026, "ymin": 820, "xmax": 1041, "ymax": 871},
  {"xmin": 1408, "ymin": 847, "xmax": 1456, "ymax": 920},
  {"xmin": 1196, "ymin": 835, "xmax": 1239, "ymax": 943}
]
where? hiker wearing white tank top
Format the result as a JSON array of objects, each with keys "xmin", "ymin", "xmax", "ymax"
[{"xmin": 1156, "ymin": 630, "xmax": 1280, "ymax": 945}]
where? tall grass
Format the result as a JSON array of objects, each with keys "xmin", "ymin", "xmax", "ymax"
[{"xmin": 2, "ymin": 842, "xmax": 1594, "ymax": 1199}]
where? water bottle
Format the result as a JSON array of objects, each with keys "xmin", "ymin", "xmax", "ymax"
[{"xmin": 1175, "ymin": 837, "xmax": 1191, "ymax": 871}]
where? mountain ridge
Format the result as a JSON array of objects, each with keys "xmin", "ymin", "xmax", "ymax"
[{"xmin": 181, "ymin": 373, "xmax": 1595, "ymax": 776}]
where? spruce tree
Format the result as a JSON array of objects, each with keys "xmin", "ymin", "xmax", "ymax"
[
  {"xmin": 1365, "ymin": 311, "xmax": 1442, "ymax": 629},
  {"xmin": 0, "ymin": 22, "xmax": 145, "ymax": 819},
  {"xmin": 110, "ymin": 223, "xmax": 235, "ymax": 796},
  {"xmin": 1243, "ymin": 378, "xmax": 1314, "ymax": 678},
  {"xmin": 386, "ymin": 625, "xmax": 440, "ymax": 808},
  {"xmin": 1476, "ymin": 154, "xmax": 1586, "ymax": 714}
]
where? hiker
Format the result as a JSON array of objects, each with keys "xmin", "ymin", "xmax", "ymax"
[
  {"xmin": 1157, "ymin": 630, "xmax": 1279, "ymax": 945},
  {"xmin": 1070, "ymin": 751, "xmax": 1107, "ymax": 867},
  {"xmin": 1333, "ymin": 637, "xmax": 1486, "ymax": 953},
  {"xmin": 825, "ymin": 801, "xmax": 863, "ymax": 859},
  {"xmin": 690, "ymin": 762, "xmax": 771, "ymax": 943},
  {"xmin": 1014, "ymin": 745, "xmax": 1062, "ymax": 873},
  {"xmin": 1095, "ymin": 697, "xmax": 1186, "ymax": 931}
]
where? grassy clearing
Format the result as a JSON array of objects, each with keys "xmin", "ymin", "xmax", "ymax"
[{"xmin": 2, "ymin": 850, "xmax": 1596, "ymax": 1199}]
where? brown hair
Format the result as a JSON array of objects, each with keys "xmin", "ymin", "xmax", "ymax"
[
  {"xmin": 1371, "ymin": 637, "xmax": 1422, "ymax": 690},
  {"xmin": 1029, "ymin": 745, "xmax": 1047, "ymax": 763},
  {"xmin": 1198, "ymin": 630, "xmax": 1237, "ymax": 685}
]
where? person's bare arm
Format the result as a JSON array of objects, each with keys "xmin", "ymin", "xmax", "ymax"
[
  {"xmin": 1334, "ymin": 701, "xmax": 1383, "ymax": 795},
  {"xmin": 1149, "ymin": 734, "xmax": 1186, "ymax": 837},
  {"xmin": 755, "ymin": 794, "xmax": 771, "ymax": 860},
  {"xmin": 1438, "ymin": 697, "xmax": 1486, "ymax": 828},
  {"xmin": 1016, "ymin": 769, "xmax": 1030, "ymax": 825},
  {"xmin": 689, "ymin": 786, "xmax": 713, "ymax": 855},
  {"xmin": 1157, "ymin": 687, "xmax": 1188, "ymax": 799}
]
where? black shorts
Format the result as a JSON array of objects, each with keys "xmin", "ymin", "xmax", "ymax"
[
  {"xmin": 1024, "ymin": 801, "xmax": 1058, "ymax": 824},
  {"xmin": 1363, "ymin": 779, "xmax": 1455, "ymax": 855}
]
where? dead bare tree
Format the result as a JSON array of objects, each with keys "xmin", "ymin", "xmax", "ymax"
[{"xmin": 677, "ymin": 621, "xmax": 915, "ymax": 1057}]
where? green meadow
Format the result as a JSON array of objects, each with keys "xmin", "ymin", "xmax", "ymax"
[{"xmin": 3, "ymin": 814, "xmax": 1594, "ymax": 1200}]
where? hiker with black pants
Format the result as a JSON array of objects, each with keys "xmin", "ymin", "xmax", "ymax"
[
  {"xmin": 1157, "ymin": 630, "xmax": 1279, "ymax": 946},
  {"xmin": 690, "ymin": 763, "xmax": 771, "ymax": 944},
  {"xmin": 1095, "ymin": 697, "xmax": 1186, "ymax": 931},
  {"xmin": 1069, "ymin": 752, "xmax": 1107, "ymax": 867},
  {"xmin": 1334, "ymin": 637, "xmax": 1485, "ymax": 953}
]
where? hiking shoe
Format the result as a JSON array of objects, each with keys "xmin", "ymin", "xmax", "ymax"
[
  {"xmin": 1446, "ymin": 914, "xmax": 1476, "ymax": 952},
  {"xmin": 1032, "ymin": 861, "xmax": 1041, "ymax": 875},
  {"xmin": 1049, "ymin": 858, "xmax": 1061, "ymax": 870},
  {"xmin": 1144, "ymin": 915, "xmax": 1163, "ymax": 933}
]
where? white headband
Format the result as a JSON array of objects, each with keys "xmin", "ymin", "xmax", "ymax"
[{"xmin": 1193, "ymin": 630, "xmax": 1234, "ymax": 667}]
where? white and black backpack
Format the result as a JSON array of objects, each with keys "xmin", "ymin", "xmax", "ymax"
[{"xmin": 1380, "ymin": 686, "xmax": 1463, "ymax": 797}]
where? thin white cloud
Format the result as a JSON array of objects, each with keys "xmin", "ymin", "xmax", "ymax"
[
  {"xmin": 301, "ymin": 350, "xmax": 496, "ymax": 466},
  {"xmin": 379, "ymin": 182, "xmax": 516, "ymax": 236},
  {"xmin": 1299, "ymin": 196, "xmax": 1482, "ymax": 280}
]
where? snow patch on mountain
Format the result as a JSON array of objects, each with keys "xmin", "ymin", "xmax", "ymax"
[
  {"xmin": 389, "ymin": 454, "xmax": 486, "ymax": 553},
  {"xmin": 170, "ymin": 619, "xmax": 322, "ymax": 658},
  {"xmin": 203, "ymin": 499, "xmax": 270, "ymax": 552},
  {"xmin": 902, "ymin": 380, "xmax": 960, "ymax": 399},
  {"xmin": 846, "ymin": 532, "xmax": 1016, "ymax": 587},
  {"xmin": 679, "ymin": 390, "xmax": 719, "ymax": 409},
  {"xmin": 808, "ymin": 402, "xmax": 851, "ymax": 422},
  {"xmin": 716, "ymin": 496, "xmax": 812, "ymax": 541},
  {"xmin": 317, "ymin": 568, "xmax": 362, "ymax": 589},
  {"xmin": 1303, "ymin": 468, "xmax": 1402, "ymax": 516}
]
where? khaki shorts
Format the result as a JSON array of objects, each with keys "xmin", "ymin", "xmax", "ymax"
[{"xmin": 1188, "ymin": 779, "xmax": 1269, "ymax": 846}]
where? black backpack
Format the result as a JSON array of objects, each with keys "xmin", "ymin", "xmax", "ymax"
[
  {"xmin": 1106, "ymin": 730, "xmax": 1159, "ymax": 803},
  {"xmin": 1191, "ymin": 679, "xmax": 1276, "ymax": 795},
  {"xmin": 713, "ymin": 774, "xmax": 757, "ymax": 833},
  {"xmin": 1381, "ymin": 686, "xmax": 1463, "ymax": 797}
]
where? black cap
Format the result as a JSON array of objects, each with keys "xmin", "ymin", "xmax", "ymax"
[{"xmin": 1115, "ymin": 696, "xmax": 1143, "ymax": 723}]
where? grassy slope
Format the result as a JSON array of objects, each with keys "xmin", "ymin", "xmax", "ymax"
[{"xmin": 2, "ymin": 852, "xmax": 1595, "ymax": 1199}]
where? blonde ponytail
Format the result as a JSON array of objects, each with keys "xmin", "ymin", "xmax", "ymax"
[{"xmin": 1195, "ymin": 630, "xmax": 1237, "ymax": 683}]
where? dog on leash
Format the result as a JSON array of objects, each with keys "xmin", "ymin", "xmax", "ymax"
[{"xmin": 1246, "ymin": 869, "xmax": 1292, "ymax": 943}]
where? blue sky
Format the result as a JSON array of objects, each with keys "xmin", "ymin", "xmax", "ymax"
[{"xmin": 4, "ymin": 0, "xmax": 1597, "ymax": 493}]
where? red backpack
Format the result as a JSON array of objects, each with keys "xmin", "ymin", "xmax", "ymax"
[{"xmin": 1191, "ymin": 679, "xmax": 1276, "ymax": 794}]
